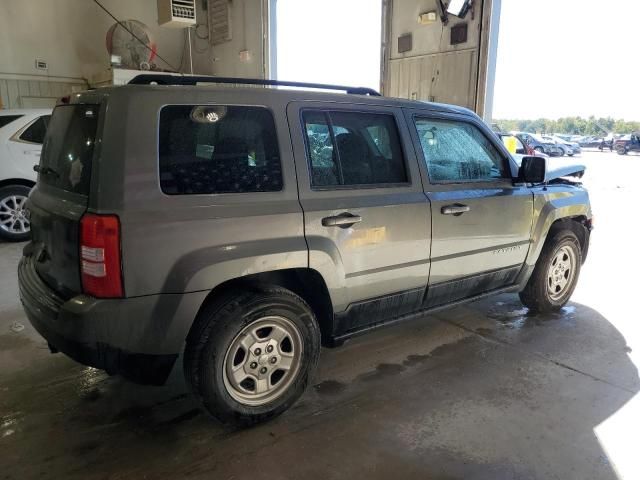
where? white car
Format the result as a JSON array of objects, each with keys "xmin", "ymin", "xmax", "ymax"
[{"xmin": 0, "ymin": 109, "xmax": 51, "ymax": 241}]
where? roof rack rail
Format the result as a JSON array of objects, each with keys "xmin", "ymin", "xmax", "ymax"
[{"xmin": 128, "ymin": 74, "xmax": 381, "ymax": 96}]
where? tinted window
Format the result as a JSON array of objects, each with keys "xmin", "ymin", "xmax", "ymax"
[
  {"xmin": 39, "ymin": 106, "xmax": 98, "ymax": 196},
  {"xmin": 415, "ymin": 118, "xmax": 507, "ymax": 183},
  {"xmin": 0, "ymin": 115, "xmax": 23, "ymax": 129},
  {"xmin": 20, "ymin": 116, "xmax": 51, "ymax": 144},
  {"xmin": 303, "ymin": 110, "xmax": 407, "ymax": 188},
  {"xmin": 159, "ymin": 105, "xmax": 282, "ymax": 195}
]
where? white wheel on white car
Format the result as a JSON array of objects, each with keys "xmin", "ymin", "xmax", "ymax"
[{"xmin": 0, "ymin": 185, "xmax": 32, "ymax": 242}]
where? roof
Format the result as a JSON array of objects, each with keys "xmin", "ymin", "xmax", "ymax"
[
  {"xmin": 90, "ymin": 83, "xmax": 477, "ymax": 117},
  {"xmin": 0, "ymin": 108, "xmax": 52, "ymax": 115}
]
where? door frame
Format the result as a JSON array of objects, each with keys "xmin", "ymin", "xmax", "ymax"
[
  {"xmin": 402, "ymin": 108, "xmax": 518, "ymax": 192},
  {"xmin": 286, "ymin": 99, "xmax": 430, "ymax": 314},
  {"xmin": 403, "ymin": 107, "xmax": 533, "ymax": 305}
]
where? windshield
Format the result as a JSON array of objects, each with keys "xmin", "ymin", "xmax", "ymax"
[{"xmin": 38, "ymin": 105, "xmax": 99, "ymax": 196}]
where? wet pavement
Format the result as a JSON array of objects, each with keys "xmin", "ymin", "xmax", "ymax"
[{"xmin": 1, "ymin": 151, "xmax": 639, "ymax": 479}]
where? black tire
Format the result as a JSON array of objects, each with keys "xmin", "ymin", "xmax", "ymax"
[
  {"xmin": 519, "ymin": 229, "xmax": 582, "ymax": 314},
  {"xmin": 616, "ymin": 147, "xmax": 627, "ymax": 155},
  {"xmin": 0, "ymin": 185, "xmax": 32, "ymax": 242},
  {"xmin": 184, "ymin": 286, "xmax": 321, "ymax": 427},
  {"xmin": 534, "ymin": 146, "xmax": 544, "ymax": 154}
]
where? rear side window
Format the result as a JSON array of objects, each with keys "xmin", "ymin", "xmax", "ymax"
[
  {"xmin": 415, "ymin": 118, "xmax": 507, "ymax": 183},
  {"xmin": 39, "ymin": 105, "xmax": 99, "ymax": 196},
  {"xmin": 20, "ymin": 115, "xmax": 51, "ymax": 144},
  {"xmin": 0, "ymin": 115, "xmax": 23, "ymax": 129},
  {"xmin": 303, "ymin": 110, "xmax": 407, "ymax": 188},
  {"xmin": 159, "ymin": 105, "xmax": 282, "ymax": 195}
]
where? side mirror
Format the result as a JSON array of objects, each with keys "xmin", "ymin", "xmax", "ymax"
[{"xmin": 518, "ymin": 156, "xmax": 546, "ymax": 183}]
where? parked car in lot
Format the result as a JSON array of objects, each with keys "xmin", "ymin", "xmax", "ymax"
[
  {"xmin": 542, "ymin": 135, "xmax": 581, "ymax": 156},
  {"xmin": 578, "ymin": 136, "xmax": 603, "ymax": 148},
  {"xmin": 614, "ymin": 132, "xmax": 640, "ymax": 155},
  {"xmin": 0, "ymin": 109, "xmax": 51, "ymax": 241},
  {"xmin": 18, "ymin": 76, "xmax": 593, "ymax": 426},
  {"xmin": 512, "ymin": 131, "xmax": 562, "ymax": 156}
]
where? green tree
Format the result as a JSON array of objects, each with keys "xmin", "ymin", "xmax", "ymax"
[{"xmin": 494, "ymin": 116, "xmax": 640, "ymax": 135}]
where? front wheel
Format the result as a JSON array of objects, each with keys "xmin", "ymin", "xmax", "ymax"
[
  {"xmin": 519, "ymin": 229, "xmax": 582, "ymax": 313},
  {"xmin": 0, "ymin": 185, "xmax": 32, "ymax": 242},
  {"xmin": 184, "ymin": 287, "xmax": 321, "ymax": 426}
]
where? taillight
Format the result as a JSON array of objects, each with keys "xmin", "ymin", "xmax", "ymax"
[{"xmin": 80, "ymin": 214, "xmax": 123, "ymax": 298}]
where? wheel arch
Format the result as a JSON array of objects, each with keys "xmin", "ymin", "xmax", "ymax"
[
  {"xmin": 518, "ymin": 206, "xmax": 591, "ymax": 291},
  {"xmin": 186, "ymin": 268, "xmax": 336, "ymax": 347},
  {"xmin": 0, "ymin": 178, "xmax": 36, "ymax": 190},
  {"xmin": 517, "ymin": 189, "xmax": 592, "ymax": 290},
  {"xmin": 545, "ymin": 216, "xmax": 590, "ymax": 262}
]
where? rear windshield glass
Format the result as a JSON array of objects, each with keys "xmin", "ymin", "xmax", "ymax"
[
  {"xmin": 0, "ymin": 115, "xmax": 23, "ymax": 129},
  {"xmin": 159, "ymin": 105, "xmax": 282, "ymax": 195},
  {"xmin": 39, "ymin": 105, "xmax": 99, "ymax": 196}
]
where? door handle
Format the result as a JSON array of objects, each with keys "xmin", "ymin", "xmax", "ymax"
[
  {"xmin": 441, "ymin": 203, "xmax": 470, "ymax": 216},
  {"xmin": 322, "ymin": 213, "xmax": 362, "ymax": 228}
]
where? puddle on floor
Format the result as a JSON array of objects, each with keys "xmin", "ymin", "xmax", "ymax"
[{"xmin": 486, "ymin": 302, "xmax": 578, "ymax": 330}]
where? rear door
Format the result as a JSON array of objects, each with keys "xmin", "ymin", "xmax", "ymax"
[
  {"xmin": 288, "ymin": 101, "xmax": 431, "ymax": 335},
  {"xmin": 28, "ymin": 104, "xmax": 100, "ymax": 296},
  {"xmin": 406, "ymin": 110, "xmax": 533, "ymax": 308},
  {"xmin": 6, "ymin": 114, "xmax": 50, "ymax": 175}
]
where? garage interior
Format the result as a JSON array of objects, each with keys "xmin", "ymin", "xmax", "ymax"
[{"xmin": 1, "ymin": 1, "xmax": 638, "ymax": 479}]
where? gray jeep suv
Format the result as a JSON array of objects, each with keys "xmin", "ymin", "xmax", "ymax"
[{"xmin": 18, "ymin": 76, "xmax": 592, "ymax": 426}]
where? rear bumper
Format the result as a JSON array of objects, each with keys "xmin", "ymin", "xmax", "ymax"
[{"xmin": 18, "ymin": 255, "xmax": 207, "ymax": 385}]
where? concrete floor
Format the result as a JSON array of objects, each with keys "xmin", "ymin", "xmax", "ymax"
[{"xmin": 1, "ymin": 150, "xmax": 638, "ymax": 479}]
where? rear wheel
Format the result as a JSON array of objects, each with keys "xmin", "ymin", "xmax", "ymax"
[
  {"xmin": 616, "ymin": 146, "xmax": 627, "ymax": 155},
  {"xmin": 534, "ymin": 146, "xmax": 544, "ymax": 154},
  {"xmin": 519, "ymin": 229, "xmax": 582, "ymax": 313},
  {"xmin": 184, "ymin": 286, "xmax": 321, "ymax": 426},
  {"xmin": 0, "ymin": 185, "xmax": 31, "ymax": 242}
]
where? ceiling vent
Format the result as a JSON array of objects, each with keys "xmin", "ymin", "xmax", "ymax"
[{"xmin": 158, "ymin": 0, "xmax": 197, "ymax": 28}]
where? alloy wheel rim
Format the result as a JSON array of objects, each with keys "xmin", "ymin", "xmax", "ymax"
[
  {"xmin": 547, "ymin": 245, "xmax": 577, "ymax": 301},
  {"xmin": 0, "ymin": 195, "xmax": 30, "ymax": 235},
  {"xmin": 223, "ymin": 315, "xmax": 303, "ymax": 406}
]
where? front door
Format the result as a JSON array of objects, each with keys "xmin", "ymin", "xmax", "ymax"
[
  {"xmin": 287, "ymin": 102, "xmax": 431, "ymax": 336},
  {"xmin": 407, "ymin": 111, "xmax": 533, "ymax": 308}
]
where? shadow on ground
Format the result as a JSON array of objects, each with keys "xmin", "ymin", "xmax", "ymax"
[{"xmin": 1, "ymin": 292, "xmax": 637, "ymax": 479}]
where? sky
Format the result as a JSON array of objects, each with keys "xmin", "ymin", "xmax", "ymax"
[
  {"xmin": 275, "ymin": 0, "xmax": 382, "ymax": 91},
  {"xmin": 276, "ymin": 0, "xmax": 639, "ymax": 121},
  {"xmin": 493, "ymin": 0, "xmax": 640, "ymax": 120}
]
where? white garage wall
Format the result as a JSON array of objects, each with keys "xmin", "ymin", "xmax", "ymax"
[
  {"xmin": 0, "ymin": 0, "xmax": 269, "ymax": 108},
  {"xmin": 0, "ymin": 77, "xmax": 86, "ymax": 109},
  {"xmin": 0, "ymin": 0, "xmax": 186, "ymax": 80},
  {"xmin": 192, "ymin": 0, "xmax": 267, "ymax": 79},
  {"xmin": 382, "ymin": 0, "xmax": 498, "ymax": 117}
]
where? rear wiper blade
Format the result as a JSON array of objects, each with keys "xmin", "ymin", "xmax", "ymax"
[{"xmin": 33, "ymin": 165, "xmax": 60, "ymax": 178}]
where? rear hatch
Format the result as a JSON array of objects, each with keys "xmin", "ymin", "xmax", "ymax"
[{"xmin": 28, "ymin": 103, "xmax": 101, "ymax": 297}]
